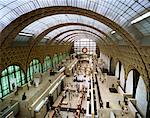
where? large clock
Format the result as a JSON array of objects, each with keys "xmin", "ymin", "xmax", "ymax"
[{"xmin": 82, "ymin": 47, "xmax": 88, "ymax": 53}]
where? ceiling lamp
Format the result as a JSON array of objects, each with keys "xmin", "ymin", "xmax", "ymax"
[
  {"xmin": 111, "ymin": 31, "xmax": 116, "ymax": 35},
  {"xmin": 19, "ymin": 32, "xmax": 33, "ymax": 37},
  {"xmin": 131, "ymin": 11, "xmax": 150, "ymax": 24}
]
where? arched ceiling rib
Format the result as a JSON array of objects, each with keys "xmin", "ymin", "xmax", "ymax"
[
  {"xmin": 59, "ymin": 33, "xmax": 100, "ymax": 45},
  {"xmin": 33, "ymin": 23, "xmax": 114, "ymax": 47},
  {"xmin": 50, "ymin": 30, "xmax": 104, "ymax": 44},
  {"xmin": 46, "ymin": 28, "xmax": 106, "ymax": 44},
  {"xmin": 55, "ymin": 32, "xmax": 101, "ymax": 45},
  {"xmin": 21, "ymin": 14, "xmax": 111, "ymax": 37},
  {"xmin": 0, "ymin": 6, "xmax": 149, "ymax": 86},
  {"xmin": 42, "ymin": 25, "xmax": 105, "ymax": 43},
  {"xmin": 0, "ymin": 0, "xmax": 149, "ymax": 36},
  {"xmin": 0, "ymin": 0, "xmax": 149, "ymax": 95},
  {"xmin": 0, "ymin": 6, "xmax": 142, "ymax": 48}
]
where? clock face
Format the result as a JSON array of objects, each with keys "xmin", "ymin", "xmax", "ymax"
[{"xmin": 82, "ymin": 47, "xmax": 88, "ymax": 53}]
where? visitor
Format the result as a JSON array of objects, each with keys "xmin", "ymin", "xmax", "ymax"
[
  {"xmin": 124, "ymin": 106, "xmax": 128, "ymax": 114},
  {"xmin": 100, "ymin": 100, "xmax": 103, "ymax": 108},
  {"xmin": 22, "ymin": 92, "xmax": 27, "ymax": 100},
  {"xmin": 118, "ymin": 100, "xmax": 121, "ymax": 105}
]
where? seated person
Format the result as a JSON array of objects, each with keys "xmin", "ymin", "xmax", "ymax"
[
  {"xmin": 49, "ymin": 79, "xmax": 51, "ymax": 83},
  {"xmin": 112, "ymin": 84, "xmax": 115, "ymax": 88},
  {"xmin": 22, "ymin": 92, "xmax": 27, "ymax": 100}
]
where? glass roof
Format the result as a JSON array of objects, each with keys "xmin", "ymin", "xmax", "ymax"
[
  {"xmin": 39, "ymin": 31, "xmax": 98, "ymax": 44},
  {"xmin": 0, "ymin": 0, "xmax": 149, "ymax": 36},
  {"xmin": 68, "ymin": 35, "xmax": 99, "ymax": 44},
  {"xmin": 54, "ymin": 30, "xmax": 101, "ymax": 42},
  {"xmin": 134, "ymin": 17, "xmax": 150, "ymax": 36},
  {"xmin": 53, "ymin": 33, "xmax": 99, "ymax": 44},
  {"xmin": 21, "ymin": 14, "xmax": 111, "ymax": 36},
  {"xmin": 40, "ymin": 25, "xmax": 105, "ymax": 42}
]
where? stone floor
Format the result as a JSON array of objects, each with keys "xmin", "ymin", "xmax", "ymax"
[
  {"xmin": 46, "ymin": 62, "xmax": 134, "ymax": 118},
  {"xmin": 97, "ymin": 72, "xmax": 134, "ymax": 118},
  {"xmin": 45, "ymin": 74, "xmax": 133, "ymax": 118},
  {"xmin": 50, "ymin": 75, "xmax": 87, "ymax": 118}
]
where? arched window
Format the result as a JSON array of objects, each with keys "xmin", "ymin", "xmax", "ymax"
[
  {"xmin": 66, "ymin": 52, "xmax": 69, "ymax": 57},
  {"xmin": 27, "ymin": 59, "xmax": 42, "ymax": 81},
  {"xmin": 0, "ymin": 65, "xmax": 25, "ymax": 98},
  {"xmin": 55, "ymin": 55, "xmax": 59, "ymax": 65},
  {"xmin": 58, "ymin": 53, "xmax": 63, "ymax": 63},
  {"xmin": 52, "ymin": 54, "xmax": 59, "ymax": 70},
  {"xmin": 63, "ymin": 52, "xmax": 66, "ymax": 59},
  {"xmin": 43, "ymin": 56, "xmax": 52, "ymax": 72}
]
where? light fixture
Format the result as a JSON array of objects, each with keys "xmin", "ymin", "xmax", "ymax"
[
  {"xmin": 131, "ymin": 11, "xmax": 150, "ymax": 24},
  {"xmin": 111, "ymin": 31, "xmax": 116, "ymax": 35},
  {"xmin": 19, "ymin": 32, "xmax": 33, "ymax": 37}
]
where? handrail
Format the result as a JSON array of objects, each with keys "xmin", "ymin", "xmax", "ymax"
[
  {"xmin": 30, "ymin": 73, "xmax": 64, "ymax": 108},
  {"xmin": 91, "ymin": 75, "xmax": 94, "ymax": 118}
]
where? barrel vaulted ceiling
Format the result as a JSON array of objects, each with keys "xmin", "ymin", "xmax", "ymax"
[
  {"xmin": 0, "ymin": 0, "xmax": 150, "ymax": 90},
  {"xmin": 0, "ymin": 0, "xmax": 149, "ymax": 47}
]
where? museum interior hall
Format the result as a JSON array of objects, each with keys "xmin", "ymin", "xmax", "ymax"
[{"xmin": 0, "ymin": 0, "xmax": 150, "ymax": 118}]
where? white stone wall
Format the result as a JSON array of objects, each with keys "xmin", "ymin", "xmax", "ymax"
[
  {"xmin": 115, "ymin": 62, "xmax": 119, "ymax": 79},
  {"xmin": 120, "ymin": 65, "xmax": 125, "ymax": 89},
  {"xmin": 100, "ymin": 52, "xmax": 110, "ymax": 70},
  {"xmin": 135, "ymin": 76, "xmax": 148, "ymax": 118},
  {"xmin": 126, "ymin": 70, "xmax": 133, "ymax": 94}
]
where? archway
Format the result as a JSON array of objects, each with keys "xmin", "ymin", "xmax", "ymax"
[
  {"xmin": 120, "ymin": 65, "xmax": 125, "ymax": 90},
  {"xmin": 115, "ymin": 61, "xmax": 121, "ymax": 80}
]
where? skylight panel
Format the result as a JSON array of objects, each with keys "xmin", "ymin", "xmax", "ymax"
[
  {"xmin": 1, "ymin": 16, "xmax": 11, "ymax": 26},
  {"xmin": 0, "ymin": 0, "xmax": 15, "ymax": 6},
  {"xmin": 0, "ymin": 7, "xmax": 11, "ymax": 19},
  {"xmin": 139, "ymin": 0, "xmax": 149, "ymax": 6},
  {"xmin": 27, "ymin": 2, "xmax": 38, "ymax": 11},
  {"xmin": 0, "ymin": 4, "xmax": 4, "ymax": 9},
  {"xmin": 0, "ymin": 0, "xmax": 148, "ymax": 34},
  {"xmin": 80, "ymin": 0, "xmax": 86, "ymax": 8},
  {"xmin": 126, "ymin": 0, "xmax": 135, "ymax": 7},
  {"xmin": 6, "ymin": 1, "xmax": 23, "ymax": 10},
  {"xmin": 0, "ymin": 23, "xmax": 5, "ymax": 30},
  {"xmin": 88, "ymin": 1, "xmax": 96, "ymax": 11}
]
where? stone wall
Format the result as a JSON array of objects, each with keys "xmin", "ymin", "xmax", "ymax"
[{"xmin": 0, "ymin": 45, "xmax": 71, "ymax": 73}]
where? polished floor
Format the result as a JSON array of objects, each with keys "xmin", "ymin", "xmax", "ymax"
[{"xmin": 45, "ymin": 61, "xmax": 134, "ymax": 118}]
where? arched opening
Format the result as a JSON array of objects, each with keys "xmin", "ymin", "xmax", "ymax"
[
  {"xmin": 135, "ymin": 76, "xmax": 148, "ymax": 118},
  {"xmin": 27, "ymin": 59, "xmax": 42, "ymax": 81},
  {"xmin": 99, "ymin": 52, "xmax": 110, "ymax": 73},
  {"xmin": 58, "ymin": 53, "xmax": 63, "ymax": 63},
  {"xmin": 115, "ymin": 61, "xmax": 121, "ymax": 80},
  {"xmin": 109, "ymin": 57, "xmax": 115, "ymax": 75},
  {"xmin": 133, "ymin": 69, "xmax": 140, "ymax": 98},
  {"xmin": 125, "ymin": 69, "xmax": 140, "ymax": 97},
  {"xmin": 0, "ymin": 65, "xmax": 25, "ymax": 98},
  {"xmin": 52, "ymin": 54, "xmax": 59, "ymax": 71},
  {"xmin": 43, "ymin": 56, "xmax": 52, "ymax": 72},
  {"xmin": 126, "ymin": 70, "xmax": 133, "ymax": 95},
  {"xmin": 120, "ymin": 65, "xmax": 125, "ymax": 90},
  {"xmin": 126, "ymin": 69, "xmax": 148, "ymax": 117}
]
